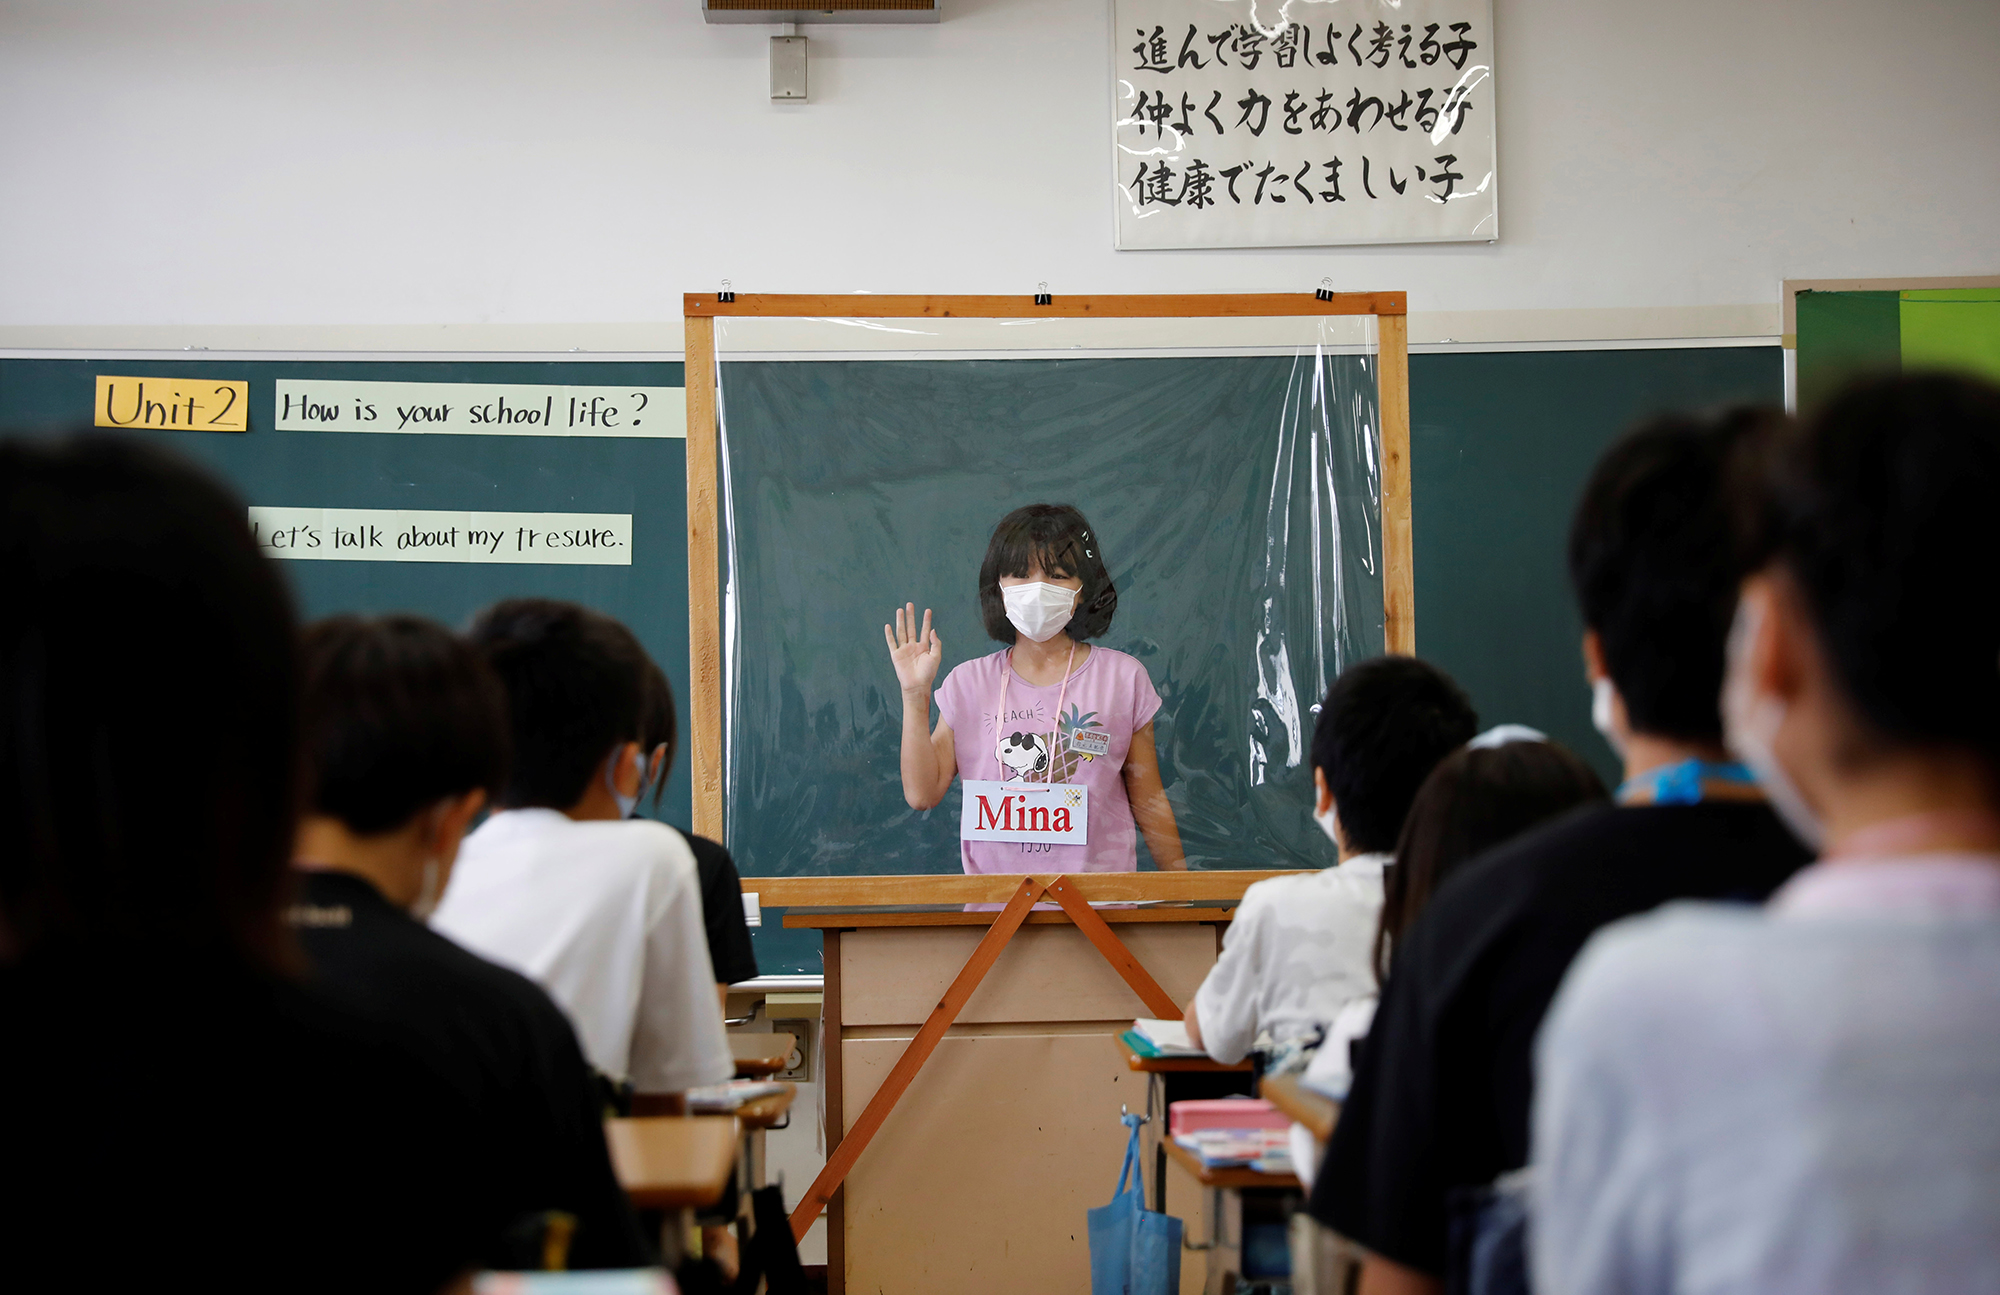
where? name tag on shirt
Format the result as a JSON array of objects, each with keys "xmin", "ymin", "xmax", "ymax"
[
  {"xmin": 960, "ymin": 780, "xmax": 1089, "ymax": 844},
  {"xmin": 1066, "ymin": 728, "xmax": 1111, "ymax": 758}
]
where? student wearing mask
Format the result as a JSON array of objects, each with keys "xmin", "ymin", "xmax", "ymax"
[
  {"xmin": 636, "ymin": 660, "xmax": 758, "ymax": 1005},
  {"xmin": 1183, "ymin": 656, "xmax": 1478, "ymax": 1069},
  {"xmin": 1310, "ymin": 409, "xmax": 1811, "ymax": 1295},
  {"xmin": 0, "ymin": 436, "xmax": 482, "ymax": 1290},
  {"xmin": 291, "ymin": 614, "xmax": 648, "ymax": 1270},
  {"xmin": 1534, "ymin": 374, "xmax": 2000, "ymax": 1294},
  {"xmin": 1285, "ymin": 729, "xmax": 1607, "ymax": 1191},
  {"xmin": 886, "ymin": 503, "xmax": 1185, "ymax": 872},
  {"xmin": 432, "ymin": 599, "xmax": 732, "ymax": 1113}
]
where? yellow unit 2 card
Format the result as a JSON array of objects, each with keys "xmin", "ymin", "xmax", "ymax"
[{"xmin": 95, "ymin": 375, "xmax": 249, "ymax": 433}]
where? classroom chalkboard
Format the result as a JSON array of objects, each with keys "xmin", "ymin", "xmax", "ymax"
[
  {"xmin": 724, "ymin": 343, "xmax": 1784, "ymax": 971},
  {"xmin": 0, "ymin": 357, "xmax": 695, "ymax": 826},
  {"xmin": 0, "ymin": 344, "xmax": 1782, "ymax": 978}
]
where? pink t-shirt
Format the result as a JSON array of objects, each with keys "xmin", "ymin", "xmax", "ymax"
[{"xmin": 934, "ymin": 645, "xmax": 1163, "ymax": 874}]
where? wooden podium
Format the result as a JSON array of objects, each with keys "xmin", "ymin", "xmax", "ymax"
[{"xmin": 783, "ymin": 881, "xmax": 1252, "ymax": 1294}]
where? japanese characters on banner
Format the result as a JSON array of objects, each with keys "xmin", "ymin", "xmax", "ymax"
[{"xmin": 1112, "ymin": 0, "xmax": 1497, "ymax": 249}]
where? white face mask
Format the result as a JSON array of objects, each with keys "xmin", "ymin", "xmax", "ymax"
[
  {"xmin": 1590, "ymin": 677, "xmax": 1626, "ymax": 757},
  {"xmin": 606, "ymin": 747, "xmax": 639, "ymax": 819},
  {"xmin": 1002, "ymin": 581, "xmax": 1080, "ymax": 644},
  {"xmin": 411, "ymin": 858, "xmax": 443, "ymax": 920},
  {"xmin": 1721, "ymin": 591, "xmax": 1826, "ymax": 849},
  {"xmin": 1313, "ymin": 803, "xmax": 1343, "ymax": 850}
]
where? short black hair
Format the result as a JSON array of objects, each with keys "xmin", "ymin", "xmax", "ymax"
[
  {"xmin": 978, "ymin": 504, "xmax": 1117, "ymax": 644},
  {"xmin": 0, "ymin": 434, "xmax": 299, "ymax": 967},
  {"xmin": 1309, "ymin": 656, "xmax": 1478, "ymax": 854},
  {"xmin": 1568, "ymin": 407, "xmax": 1781, "ymax": 742},
  {"xmin": 1375, "ymin": 738, "xmax": 1606, "ymax": 979},
  {"xmin": 638, "ymin": 659, "xmax": 677, "ymax": 810},
  {"xmin": 301, "ymin": 615, "xmax": 509, "ymax": 836},
  {"xmin": 468, "ymin": 599, "xmax": 646, "ymax": 810},
  {"xmin": 1744, "ymin": 372, "xmax": 2000, "ymax": 757}
]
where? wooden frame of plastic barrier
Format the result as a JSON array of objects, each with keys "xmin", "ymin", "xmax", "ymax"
[{"xmin": 683, "ymin": 290, "xmax": 1414, "ymax": 862}]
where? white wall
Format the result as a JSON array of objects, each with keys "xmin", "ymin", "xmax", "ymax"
[{"xmin": 2, "ymin": 0, "xmax": 1996, "ymax": 343}]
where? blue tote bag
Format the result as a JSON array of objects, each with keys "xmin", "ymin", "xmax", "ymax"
[{"xmin": 1089, "ymin": 1112, "xmax": 1184, "ymax": 1295}]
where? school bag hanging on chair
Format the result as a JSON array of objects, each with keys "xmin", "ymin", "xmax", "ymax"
[{"xmin": 1089, "ymin": 1111, "xmax": 1183, "ymax": 1295}]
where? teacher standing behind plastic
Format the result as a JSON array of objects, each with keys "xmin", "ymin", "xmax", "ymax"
[{"xmin": 886, "ymin": 504, "xmax": 1186, "ymax": 873}]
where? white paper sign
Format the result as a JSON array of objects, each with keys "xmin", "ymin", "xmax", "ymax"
[
  {"xmin": 273, "ymin": 381, "xmax": 683, "ymax": 437},
  {"xmin": 250, "ymin": 507, "xmax": 632, "ymax": 565},
  {"xmin": 1112, "ymin": 0, "xmax": 1496, "ymax": 249},
  {"xmin": 959, "ymin": 780, "xmax": 1090, "ymax": 845}
]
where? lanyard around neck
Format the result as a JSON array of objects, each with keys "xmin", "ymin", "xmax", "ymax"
[
  {"xmin": 1616, "ymin": 758, "xmax": 1757, "ymax": 806},
  {"xmin": 995, "ymin": 639, "xmax": 1076, "ymax": 785}
]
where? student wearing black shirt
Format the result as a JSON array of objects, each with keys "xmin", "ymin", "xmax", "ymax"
[
  {"xmin": 0, "ymin": 437, "xmax": 483, "ymax": 1291},
  {"xmin": 637, "ymin": 661, "xmax": 759, "ymax": 994},
  {"xmin": 1309, "ymin": 409, "xmax": 1812, "ymax": 1294},
  {"xmin": 291, "ymin": 614, "xmax": 649, "ymax": 1271}
]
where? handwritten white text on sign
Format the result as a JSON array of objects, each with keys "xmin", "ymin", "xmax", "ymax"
[
  {"xmin": 250, "ymin": 508, "xmax": 632, "ymax": 566},
  {"xmin": 273, "ymin": 381, "xmax": 684, "ymax": 438}
]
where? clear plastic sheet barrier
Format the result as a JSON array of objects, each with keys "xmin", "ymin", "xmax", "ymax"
[{"xmin": 716, "ymin": 316, "xmax": 1382, "ymax": 881}]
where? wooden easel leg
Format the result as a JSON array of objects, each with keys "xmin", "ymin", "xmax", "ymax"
[
  {"xmin": 788, "ymin": 876, "xmax": 1047, "ymax": 1242},
  {"xmin": 1044, "ymin": 874, "xmax": 1185, "ymax": 1019}
]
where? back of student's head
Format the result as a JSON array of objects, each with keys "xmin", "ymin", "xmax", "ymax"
[
  {"xmin": 301, "ymin": 615, "xmax": 509, "ymax": 834},
  {"xmin": 1375, "ymin": 734, "xmax": 1608, "ymax": 979},
  {"xmin": 0, "ymin": 435, "xmax": 298, "ymax": 966},
  {"xmin": 1310, "ymin": 656, "xmax": 1479, "ymax": 854},
  {"xmin": 1744, "ymin": 372, "xmax": 2000, "ymax": 762},
  {"xmin": 1569, "ymin": 407, "xmax": 1782, "ymax": 742},
  {"xmin": 469, "ymin": 598, "xmax": 646, "ymax": 809}
]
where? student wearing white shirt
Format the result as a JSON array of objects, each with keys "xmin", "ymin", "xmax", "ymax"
[
  {"xmin": 1184, "ymin": 656, "xmax": 1478, "ymax": 1067},
  {"xmin": 1534, "ymin": 373, "xmax": 2000, "ymax": 1295},
  {"xmin": 432, "ymin": 599, "xmax": 732, "ymax": 1110}
]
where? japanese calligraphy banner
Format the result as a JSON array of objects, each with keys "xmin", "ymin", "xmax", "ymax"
[{"xmin": 1112, "ymin": 0, "xmax": 1497, "ymax": 249}]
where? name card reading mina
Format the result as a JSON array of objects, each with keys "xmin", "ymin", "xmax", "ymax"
[
  {"xmin": 250, "ymin": 507, "xmax": 631, "ymax": 566},
  {"xmin": 273, "ymin": 381, "xmax": 684, "ymax": 438},
  {"xmin": 959, "ymin": 780, "xmax": 1090, "ymax": 845}
]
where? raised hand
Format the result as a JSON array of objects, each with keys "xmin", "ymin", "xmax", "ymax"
[{"xmin": 884, "ymin": 602, "xmax": 943, "ymax": 694}]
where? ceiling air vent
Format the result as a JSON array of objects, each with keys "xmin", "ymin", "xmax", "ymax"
[{"xmin": 704, "ymin": 0, "xmax": 936, "ymax": 22}]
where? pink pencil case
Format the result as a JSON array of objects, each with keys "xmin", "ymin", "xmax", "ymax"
[{"xmin": 1168, "ymin": 1098, "xmax": 1288, "ymax": 1136}]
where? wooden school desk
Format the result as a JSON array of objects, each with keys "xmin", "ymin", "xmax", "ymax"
[
  {"xmin": 786, "ymin": 895, "xmax": 1235, "ymax": 1295},
  {"xmin": 606, "ymin": 1115, "xmax": 738, "ymax": 1265},
  {"xmin": 1114, "ymin": 1030, "xmax": 1255, "ymax": 1228},
  {"xmin": 729, "ymin": 1031, "xmax": 797, "ymax": 1079},
  {"xmin": 1162, "ymin": 1138, "xmax": 1303, "ymax": 1295},
  {"xmin": 1260, "ymin": 1074, "xmax": 1339, "ymax": 1144}
]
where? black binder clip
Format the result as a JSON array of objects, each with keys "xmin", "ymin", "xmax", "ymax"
[
  {"xmin": 1034, "ymin": 281, "xmax": 1053, "ymax": 306},
  {"xmin": 718, "ymin": 278, "xmax": 736, "ymax": 304},
  {"xmin": 1315, "ymin": 277, "xmax": 1335, "ymax": 302}
]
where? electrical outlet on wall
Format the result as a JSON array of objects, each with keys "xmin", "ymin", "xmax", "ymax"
[{"xmin": 774, "ymin": 1019, "xmax": 813, "ymax": 1082}]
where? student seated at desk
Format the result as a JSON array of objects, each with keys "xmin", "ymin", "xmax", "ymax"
[
  {"xmin": 1311, "ymin": 409, "xmax": 1811, "ymax": 1295},
  {"xmin": 0, "ymin": 436, "xmax": 483, "ymax": 1290},
  {"xmin": 1182, "ymin": 656, "xmax": 1477, "ymax": 1068},
  {"xmin": 432, "ymin": 599, "xmax": 732, "ymax": 1115},
  {"xmin": 1535, "ymin": 374, "xmax": 2000, "ymax": 1295},
  {"xmin": 636, "ymin": 660, "xmax": 758, "ymax": 1003},
  {"xmin": 290, "ymin": 614, "xmax": 648, "ymax": 1270},
  {"xmin": 1288, "ymin": 727, "xmax": 1606, "ymax": 1189}
]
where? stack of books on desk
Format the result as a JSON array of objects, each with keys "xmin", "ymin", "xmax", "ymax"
[
  {"xmin": 1172, "ymin": 1127, "xmax": 1294, "ymax": 1173},
  {"xmin": 1121, "ymin": 1017, "xmax": 1204, "ymax": 1057},
  {"xmin": 685, "ymin": 1080, "xmax": 788, "ymax": 1112}
]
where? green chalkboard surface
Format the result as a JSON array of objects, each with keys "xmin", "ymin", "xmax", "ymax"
[
  {"xmin": 1410, "ymin": 345, "xmax": 1783, "ymax": 790},
  {"xmin": 0, "ymin": 357, "xmax": 694, "ymax": 826}
]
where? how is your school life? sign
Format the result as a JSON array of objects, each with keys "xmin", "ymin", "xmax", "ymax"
[{"xmin": 1112, "ymin": 0, "xmax": 1496, "ymax": 249}]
